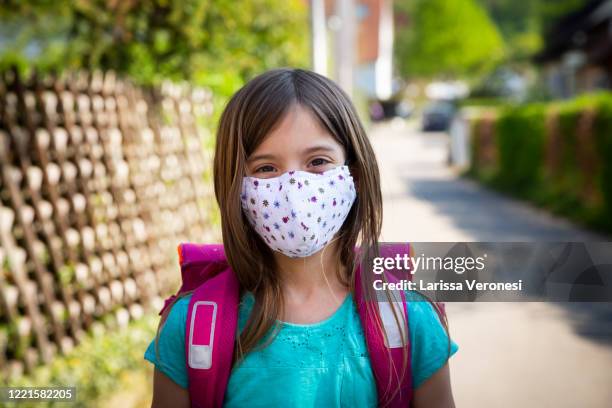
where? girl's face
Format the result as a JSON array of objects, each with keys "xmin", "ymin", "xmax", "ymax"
[{"xmin": 245, "ymin": 104, "xmax": 346, "ymax": 178}]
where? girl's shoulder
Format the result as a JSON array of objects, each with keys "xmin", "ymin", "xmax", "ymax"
[
  {"xmin": 170, "ymin": 294, "xmax": 193, "ymax": 312},
  {"xmin": 143, "ymin": 294, "xmax": 193, "ymax": 388},
  {"xmin": 403, "ymin": 290, "xmax": 458, "ymax": 389},
  {"xmin": 143, "ymin": 291, "xmax": 256, "ymax": 389},
  {"xmin": 161, "ymin": 294, "xmax": 192, "ymax": 329}
]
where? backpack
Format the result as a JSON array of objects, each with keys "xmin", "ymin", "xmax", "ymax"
[{"xmin": 158, "ymin": 243, "xmax": 415, "ymax": 408}]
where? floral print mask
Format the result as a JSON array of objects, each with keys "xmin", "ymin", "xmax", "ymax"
[{"xmin": 241, "ymin": 165, "xmax": 357, "ymax": 257}]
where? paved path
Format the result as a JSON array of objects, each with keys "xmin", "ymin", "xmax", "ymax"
[{"xmin": 371, "ymin": 119, "xmax": 612, "ymax": 408}]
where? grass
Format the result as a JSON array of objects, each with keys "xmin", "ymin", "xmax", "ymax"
[{"xmin": 4, "ymin": 311, "xmax": 159, "ymax": 408}]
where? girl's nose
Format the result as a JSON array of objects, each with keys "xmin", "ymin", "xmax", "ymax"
[{"xmin": 278, "ymin": 161, "xmax": 306, "ymax": 174}]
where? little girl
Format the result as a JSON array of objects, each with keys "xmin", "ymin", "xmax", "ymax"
[{"xmin": 144, "ymin": 68, "xmax": 458, "ymax": 407}]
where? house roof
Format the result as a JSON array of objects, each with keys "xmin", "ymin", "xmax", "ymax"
[{"xmin": 534, "ymin": 0, "xmax": 612, "ymax": 63}]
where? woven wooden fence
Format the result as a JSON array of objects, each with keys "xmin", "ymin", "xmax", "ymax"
[{"xmin": 0, "ymin": 67, "xmax": 218, "ymax": 380}]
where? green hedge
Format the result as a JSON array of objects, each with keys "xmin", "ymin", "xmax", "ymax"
[
  {"xmin": 554, "ymin": 100, "xmax": 583, "ymax": 209},
  {"xmin": 467, "ymin": 92, "xmax": 612, "ymax": 233},
  {"xmin": 494, "ymin": 103, "xmax": 547, "ymax": 196},
  {"xmin": 593, "ymin": 96, "xmax": 612, "ymax": 230}
]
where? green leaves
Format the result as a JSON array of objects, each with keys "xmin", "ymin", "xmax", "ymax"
[
  {"xmin": 6, "ymin": 312, "xmax": 158, "ymax": 407},
  {"xmin": 395, "ymin": 0, "xmax": 505, "ymax": 79},
  {"xmin": 468, "ymin": 93, "xmax": 612, "ymax": 234},
  {"xmin": 394, "ymin": 0, "xmax": 590, "ymax": 80},
  {"xmin": 58, "ymin": 263, "xmax": 76, "ymax": 286},
  {"xmin": 475, "ymin": 0, "xmax": 586, "ymax": 60},
  {"xmin": 0, "ymin": 0, "xmax": 310, "ymax": 99},
  {"xmin": 495, "ymin": 104, "xmax": 546, "ymax": 193}
]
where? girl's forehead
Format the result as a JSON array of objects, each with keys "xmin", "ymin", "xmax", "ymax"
[{"xmin": 252, "ymin": 105, "xmax": 343, "ymax": 155}]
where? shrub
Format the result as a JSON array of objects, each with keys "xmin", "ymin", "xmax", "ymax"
[
  {"xmin": 467, "ymin": 92, "xmax": 612, "ymax": 233},
  {"xmin": 592, "ymin": 96, "xmax": 612, "ymax": 230},
  {"xmin": 4, "ymin": 313, "xmax": 157, "ymax": 408},
  {"xmin": 494, "ymin": 103, "xmax": 546, "ymax": 196}
]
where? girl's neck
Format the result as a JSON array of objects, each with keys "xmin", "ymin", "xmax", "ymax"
[{"xmin": 274, "ymin": 241, "xmax": 348, "ymax": 304}]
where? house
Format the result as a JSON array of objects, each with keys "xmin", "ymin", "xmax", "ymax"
[
  {"xmin": 307, "ymin": 0, "xmax": 395, "ymax": 100},
  {"xmin": 535, "ymin": 0, "xmax": 612, "ymax": 98},
  {"xmin": 354, "ymin": 0, "xmax": 395, "ymax": 100}
]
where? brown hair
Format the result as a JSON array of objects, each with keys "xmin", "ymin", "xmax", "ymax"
[
  {"xmin": 156, "ymin": 68, "xmax": 449, "ymax": 404},
  {"xmin": 214, "ymin": 67, "xmax": 413, "ymax": 404}
]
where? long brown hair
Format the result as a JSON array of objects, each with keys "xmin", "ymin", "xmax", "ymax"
[
  {"xmin": 213, "ymin": 67, "xmax": 419, "ymax": 404},
  {"xmin": 152, "ymin": 68, "xmax": 449, "ymax": 404}
]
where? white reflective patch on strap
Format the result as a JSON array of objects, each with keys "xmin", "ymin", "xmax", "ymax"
[
  {"xmin": 188, "ymin": 301, "xmax": 217, "ymax": 369},
  {"xmin": 378, "ymin": 301, "xmax": 408, "ymax": 348},
  {"xmin": 190, "ymin": 344, "xmax": 212, "ymax": 369}
]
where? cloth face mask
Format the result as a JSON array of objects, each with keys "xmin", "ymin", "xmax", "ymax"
[{"xmin": 241, "ymin": 165, "xmax": 357, "ymax": 257}]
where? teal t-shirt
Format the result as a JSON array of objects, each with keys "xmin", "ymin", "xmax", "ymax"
[{"xmin": 144, "ymin": 291, "xmax": 458, "ymax": 406}]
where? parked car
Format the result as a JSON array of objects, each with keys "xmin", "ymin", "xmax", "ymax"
[
  {"xmin": 421, "ymin": 101, "xmax": 456, "ymax": 132},
  {"xmin": 369, "ymin": 100, "xmax": 414, "ymax": 122}
]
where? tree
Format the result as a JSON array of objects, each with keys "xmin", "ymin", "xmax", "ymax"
[
  {"xmin": 394, "ymin": 0, "xmax": 505, "ymax": 80},
  {"xmin": 475, "ymin": 0, "xmax": 589, "ymax": 60},
  {"xmin": 0, "ymin": 0, "xmax": 310, "ymax": 97}
]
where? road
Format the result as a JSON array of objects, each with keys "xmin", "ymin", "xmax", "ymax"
[{"xmin": 371, "ymin": 119, "xmax": 612, "ymax": 408}]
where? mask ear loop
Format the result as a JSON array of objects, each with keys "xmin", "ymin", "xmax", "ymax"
[
  {"xmin": 317, "ymin": 162, "xmax": 352, "ymax": 306},
  {"xmin": 315, "ymin": 231, "xmax": 348, "ymax": 307},
  {"xmin": 302, "ymin": 164, "xmax": 352, "ymax": 308},
  {"xmin": 293, "ymin": 238, "xmax": 343, "ymax": 313}
]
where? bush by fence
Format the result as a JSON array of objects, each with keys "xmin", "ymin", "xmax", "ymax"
[
  {"xmin": 467, "ymin": 92, "xmax": 612, "ymax": 233},
  {"xmin": 0, "ymin": 66, "xmax": 219, "ymax": 381}
]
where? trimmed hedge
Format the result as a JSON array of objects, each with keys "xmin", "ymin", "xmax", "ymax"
[
  {"xmin": 467, "ymin": 92, "xmax": 612, "ymax": 233},
  {"xmin": 592, "ymin": 96, "xmax": 612, "ymax": 231},
  {"xmin": 495, "ymin": 103, "xmax": 547, "ymax": 195}
]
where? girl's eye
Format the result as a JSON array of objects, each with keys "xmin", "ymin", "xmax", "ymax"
[
  {"xmin": 310, "ymin": 158, "xmax": 330, "ymax": 167},
  {"xmin": 255, "ymin": 165, "xmax": 276, "ymax": 173}
]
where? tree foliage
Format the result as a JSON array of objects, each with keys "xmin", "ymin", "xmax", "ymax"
[
  {"xmin": 0, "ymin": 0, "xmax": 310, "ymax": 96},
  {"xmin": 394, "ymin": 0, "xmax": 505, "ymax": 80},
  {"xmin": 394, "ymin": 0, "xmax": 590, "ymax": 80},
  {"xmin": 476, "ymin": 0, "xmax": 590, "ymax": 60}
]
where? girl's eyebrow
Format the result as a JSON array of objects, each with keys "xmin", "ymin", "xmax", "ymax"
[
  {"xmin": 247, "ymin": 153, "xmax": 276, "ymax": 163},
  {"xmin": 248, "ymin": 144, "xmax": 337, "ymax": 163},
  {"xmin": 302, "ymin": 144, "xmax": 337, "ymax": 154}
]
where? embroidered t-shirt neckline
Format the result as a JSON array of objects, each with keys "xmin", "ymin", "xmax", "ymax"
[
  {"xmin": 279, "ymin": 292, "xmax": 352, "ymax": 328},
  {"xmin": 241, "ymin": 291, "xmax": 353, "ymax": 329}
]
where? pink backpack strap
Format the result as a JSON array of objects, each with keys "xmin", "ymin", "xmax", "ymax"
[
  {"xmin": 178, "ymin": 242, "xmax": 414, "ymax": 407},
  {"xmin": 181, "ymin": 244, "xmax": 240, "ymax": 408},
  {"xmin": 354, "ymin": 242, "xmax": 413, "ymax": 407},
  {"xmin": 158, "ymin": 244, "xmax": 230, "ymax": 318}
]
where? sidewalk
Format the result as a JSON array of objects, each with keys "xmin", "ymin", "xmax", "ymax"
[{"xmin": 371, "ymin": 119, "xmax": 612, "ymax": 408}]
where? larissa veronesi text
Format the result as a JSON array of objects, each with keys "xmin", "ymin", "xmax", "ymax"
[{"xmin": 373, "ymin": 279, "xmax": 523, "ymax": 291}]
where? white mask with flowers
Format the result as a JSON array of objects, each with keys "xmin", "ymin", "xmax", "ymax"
[{"xmin": 241, "ymin": 165, "xmax": 356, "ymax": 257}]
